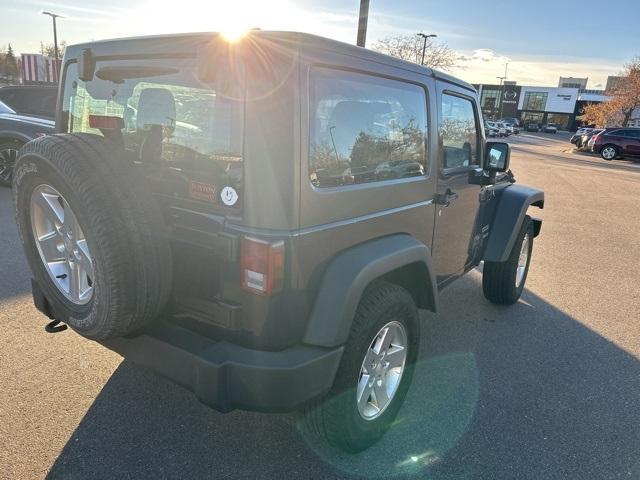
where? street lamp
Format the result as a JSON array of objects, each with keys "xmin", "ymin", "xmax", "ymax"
[
  {"xmin": 417, "ymin": 33, "xmax": 437, "ymax": 66},
  {"xmin": 41, "ymin": 11, "xmax": 63, "ymax": 60},
  {"xmin": 356, "ymin": 0, "xmax": 370, "ymax": 47},
  {"xmin": 496, "ymin": 62, "xmax": 509, "ymax": 119}
]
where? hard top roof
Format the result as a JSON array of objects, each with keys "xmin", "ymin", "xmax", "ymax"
[{"xmin": 65, "ymin": 31, "xmax": 475, "ymax": 93}]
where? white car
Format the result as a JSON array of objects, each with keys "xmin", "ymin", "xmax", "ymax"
[
  {"xmin": 486, "ymin": 121, "xmax": 508, "ymax": 137},
  {"xmin": 498, "ymin": 122, "xmax": 514, "ymax": 135}
]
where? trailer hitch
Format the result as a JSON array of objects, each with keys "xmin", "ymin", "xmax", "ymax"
[{"xmin": 45, "ymin": 319, "xmax": 68, "ymax": 333}]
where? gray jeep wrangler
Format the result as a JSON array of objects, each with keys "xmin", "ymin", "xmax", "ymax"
[{"xmin": 12, "ymin": 31, "xmax": 543, "ymax": 452}]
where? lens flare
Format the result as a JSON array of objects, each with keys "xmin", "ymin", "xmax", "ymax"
[{"xmin": 221, "ymin": 28, "xmax": 248, "ymax": 42}]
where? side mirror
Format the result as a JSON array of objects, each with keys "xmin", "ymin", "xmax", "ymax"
[
  {"xmin": 77, "ymin": 48, "xmax": 95, "ymax": 82},
  {"xmin": 485, "ymin": 141, "xmax": 510, "ymax": 172}
]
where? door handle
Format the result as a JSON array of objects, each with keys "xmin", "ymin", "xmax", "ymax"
[{"xmin": 435, "ymin": 189, "xmax": 459, "ymax": 207}]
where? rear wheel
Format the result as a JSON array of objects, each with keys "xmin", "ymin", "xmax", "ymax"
[
  {"xmin": 0, "ymin": 139, "xmax": 22, "ymax": 186},
  {"xmin": 600, "ymin": 144, "xmax": 618, "ymax": 161},
  {"xmin": 302, "ymin": 281, "xmax": 419, "ymax": 452}
]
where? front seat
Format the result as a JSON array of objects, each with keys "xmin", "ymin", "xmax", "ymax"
[{"xmin": 136, "ymin": 88, "xmax": 176, "ymax": 163}]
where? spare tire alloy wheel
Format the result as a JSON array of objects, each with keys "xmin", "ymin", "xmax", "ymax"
[
  {"xmin": 30, "ymin": 184, "xmax": 94, "ymax": 305},
  {"xmin": 357, "ymin": 321, "xmax": 407, "ymax": 421},
  {"xmin": 0, "ymin": 142, "xmax": 19, "ymax": 185}
]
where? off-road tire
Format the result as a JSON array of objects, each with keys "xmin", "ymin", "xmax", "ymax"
[
  {"xmin": 13, "ymin": 133, "xmax": 172, "ymax": 339},
  {"xmin": 483, "ymin": 215, "xmax": 534, "ymax": 305},
  {"xmin": 0, "ymin": 139, "xmax": 22, "ymax": 186},
  {"xmin": 302, "ymin": 281, "xmax": 420, "ymax": 453}
]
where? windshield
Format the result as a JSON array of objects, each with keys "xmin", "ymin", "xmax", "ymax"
[{"xmin": 61, "ymin": 57, "xmax": 244, "ymax": 208}]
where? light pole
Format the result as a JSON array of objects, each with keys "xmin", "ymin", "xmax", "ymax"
[
  {"xmin": 356, "ymin": 0, "xmax": 370, "ymax": 47},
  {"xmin": 41, "ymin": 11, "xmax": 63, "ymax": 60},
  {"xmin": 417, "ymin": 33, "xmax": 437, "ymax": 66},
  {"xmin": 496, "ymin": 62, "xmax": 509, "ymax": 119}
]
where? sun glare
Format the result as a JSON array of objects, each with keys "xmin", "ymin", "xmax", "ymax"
[
  {"xmin": 129, "ymin": 0, "xmax": 295, "ymax": 39},
  {"xmin": 220, "ymin": 28, "xmax": 248, "ymax": 43}
]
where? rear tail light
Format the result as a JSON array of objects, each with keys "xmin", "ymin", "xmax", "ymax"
[
  {"xmin": 240, "ymin": 237, "xmax": 284, "ymax": 296},
  {"xmin": 88, "ymin": 115, "xmax": 124, "ymax": 130}
]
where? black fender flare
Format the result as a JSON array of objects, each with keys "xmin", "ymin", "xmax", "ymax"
[
  {"xmin": 483, "ymin": 184, "xmax": 544, "ymax": 263},
  {"xmin": 303, "ymin": 234, "xmax": 437, "ymax": 348}
]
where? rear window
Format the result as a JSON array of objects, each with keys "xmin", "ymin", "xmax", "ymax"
[
  {"xmin": 61, "ymin": 58, "xmax": 244, "ymax": 208},
  {"xmin": 309, "ymin": 68, "xmax": 428, "ymax": 188}
]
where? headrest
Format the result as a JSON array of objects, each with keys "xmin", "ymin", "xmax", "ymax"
[{"xmin": 136, "ymin": 88, "xmax": 176, "ymax": 130}]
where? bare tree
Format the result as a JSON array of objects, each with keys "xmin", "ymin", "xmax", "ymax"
[
  {"xmin": 582, "ymin": 57, "xmax": 640, "ymax": 127},
  {"xmin": 372, "ymin": 34, "xmax": 459, "ymax": 70},
  {"xmin": 41, "ymin": 41, "xmax": 67, "ymax": 58}
]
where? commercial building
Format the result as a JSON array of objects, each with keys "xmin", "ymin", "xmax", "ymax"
[
  {"xmin": 475, "ymin": 83, "xmax": 579, "ymax": 130},
  {"xmin": 558, "ymin": 77, "xmax": 588, "ymax": 89},
  {"xmin": 475, "ymin": 74, "xmax": 636, "ymax": 130}
]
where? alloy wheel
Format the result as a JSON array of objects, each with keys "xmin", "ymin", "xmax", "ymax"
[
  {"xmin": 30, "ymin": 184, "xmax": 94, "ymax": 305},
  {"xmin": 356, "ymin": 321, "xmax": 408, "ymax": 421},
  {"xmin": 602, "ymin": 147, "xmax": 617, "ymax": 160},
  {"xmin": 515, "ymin": 234, "xmax": 530, "ymax": 288},
  {"xmin": 0, "ymin": 146, "xmax": 18, "ymax": 183}
]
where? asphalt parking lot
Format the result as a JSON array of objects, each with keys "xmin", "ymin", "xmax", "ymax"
[{"xmin": 1, "ymin": 132, "xmax": 639, "ymax": 480}]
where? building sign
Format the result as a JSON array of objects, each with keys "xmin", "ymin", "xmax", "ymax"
[{"xmin": 501, "ymin": 86, "xmax": 521, "ymax": 117}]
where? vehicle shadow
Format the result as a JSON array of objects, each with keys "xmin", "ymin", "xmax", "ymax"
[
  {"xmin": 0, "ymin": 186, "xmax": 31, "ymax": 301},
  {"xmin": 45, "ymin": 274, "xmax": 640, "ymax": 480}
]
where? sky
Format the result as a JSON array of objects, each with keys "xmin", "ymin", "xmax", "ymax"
[{"xmin": 1, "ymin": 0, "xmax": 638, "ymax": 87}]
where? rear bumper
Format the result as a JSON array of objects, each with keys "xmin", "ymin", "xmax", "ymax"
[{"xmin": 102, "ymin": 321, "xmax": 344, "ymax": 413}]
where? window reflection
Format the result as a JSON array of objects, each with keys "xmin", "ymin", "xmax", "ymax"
[
  {"xmin": 309, "ymin": 69, "xmax": 428, "ymax": 188},
  {"xmin": 441, "ymin": 94, "xmax": 479, "ymax": 169}
]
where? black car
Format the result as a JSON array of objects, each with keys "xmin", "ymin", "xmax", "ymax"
[
  {"xmin": 14, "ymin": 32, "xmax": 544, "ymax": 453},
  {"xmin": 526, "ymin": 123, "xmax": 540, "ymax": 132},
  {"xmin": 0, "ymin": 85, "xmax": 57, "ymax": 119},
  {"xmin": 0, "ymin": 100, "xmax": 55, "ymax": 185}
]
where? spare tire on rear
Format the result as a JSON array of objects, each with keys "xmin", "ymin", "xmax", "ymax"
[{"xmin": 12, "ymin": 133, "xmax": 172, "ymax": 340}]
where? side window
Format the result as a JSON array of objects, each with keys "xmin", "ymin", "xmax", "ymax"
[
  {"xmin": 309, "ymin": 68, "xmax": 428, "ymax": 188},
  {"xmin": 441, "ymin": 93, "xmax": 479, "ymax": 169}
]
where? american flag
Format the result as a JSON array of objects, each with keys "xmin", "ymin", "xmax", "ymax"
[{"xmin": 21, "ymin": 54, "xmax": 61, "ymax": 84}]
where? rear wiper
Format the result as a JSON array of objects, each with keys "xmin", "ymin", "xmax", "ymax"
[{"xmin": 95, "ymin": 66, "xmax": 179, "ymax": 84}]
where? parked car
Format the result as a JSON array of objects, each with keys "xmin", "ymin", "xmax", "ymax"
[
  {"xmin": 0, "ymin": 85, "xmax": 57, "ymax": 119},
  {"xmin": 499, "ymin": 117, "xmax": 521, "ymax": 128},
  {"xmin": 484, "ymin": 121, "xmax": 499, "ymax": 137},
  {"xmin": 590, "ymin": 128, "xmax": 640, "ymax": 160},
  {"xmin": 0, "ymin": 99, "xmax": 55, "ymax": 185},
  {"xmin": 487, "ymin": 120, "xmax": 508, "ymax": 137},
  {"xmin": 570, "ymin": 128, "xmax": 593, "ymax": 146},
  {"xmin": 14, "ymin": 31, "xmax": 544, "ymax": 453},
  {"xmin": 541, "ymin": 123, "xmax": 558, "ymax": 134},
  {"xmin": 499, "ymin": 119, "xmax": 520, "ymax": 134},
  {"xmin": 577, "ymin": 129, "xmax": 603, "ymax": 150},
  {"xmin": 498, "ymin": 122, "xmax": 514, "ymax": 136},
  {"xmin": 525, "ymin": 123, "xmax": 540, "ymax": 132}
]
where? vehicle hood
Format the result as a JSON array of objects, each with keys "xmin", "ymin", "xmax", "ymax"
[{"xmin": 0, "ymin": 113, "xmax": 55, "ymax": 129}]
